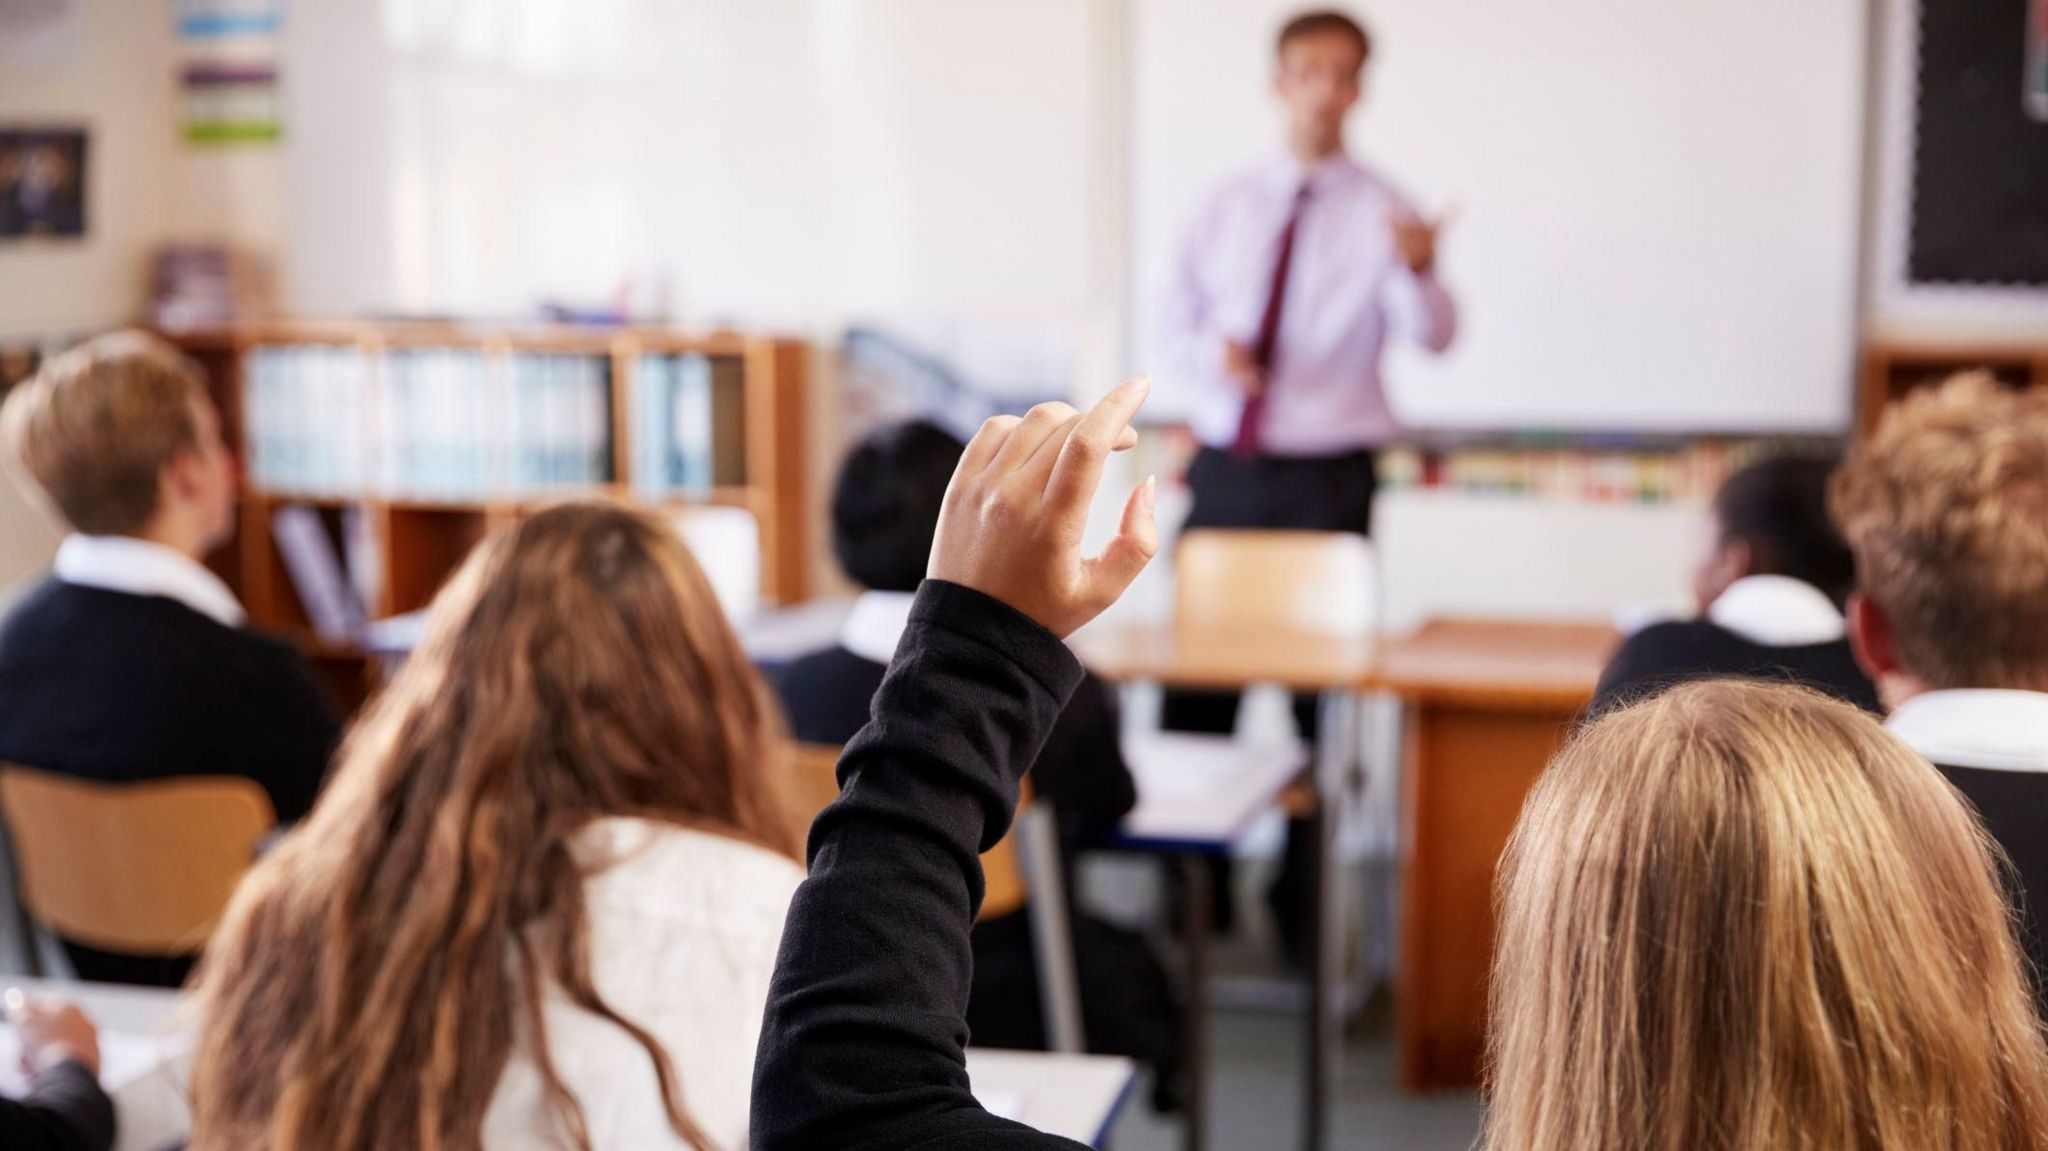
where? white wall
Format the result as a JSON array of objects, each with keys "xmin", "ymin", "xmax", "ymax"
[{"xmin": 283, "ymin": 0, "xmax": 1103, "ymax": 387}]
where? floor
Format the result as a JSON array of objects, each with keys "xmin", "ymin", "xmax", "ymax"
[{"xmin": 1106, "ymin": 1001, "xmax": 1482, "ymax": 1150}]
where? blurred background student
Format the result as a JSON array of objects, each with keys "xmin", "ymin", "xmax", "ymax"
[
  {"xmin": 1833, "ymin": 373, "xmax": 2048, "ymax": 1004},
  {"xmin": 1594, "ymin": 454, "xmax": 1877, "ymax": 714},
  {"xmin": 1485, "ymin": 681, "xmax": 2048, "ymax": 1149},
  {"xmin": 0, "ymin": 332, "xmax": 339, "ymax": 986},
  {"xmin": 777, "ymin": 419, "xmax": 1183, "ymax": 1109},
  {"xmin": 188, "ymin": 504, "xmax": 801, "ymax": 1151}
]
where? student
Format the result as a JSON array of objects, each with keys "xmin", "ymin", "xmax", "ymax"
[
  {"xmin": 754, "ymin": 384, "xmax": 1155, "ymax": 1148},
  {"xmin": 186, "ymin": 502, "xmax": 802, "ymax": 1151},
  {"xmin": 1484, "ymin": 680, "xmax": 2048, "ymax": 1149},
  {"xmin": 1593, "ymin": 454, "xmax": 1878, "ymax": 713},
  {"xmin": 1833, "ymin": 372, "xmax": 2048, "ymax": 997},
  {"xmin": 0, "ymin": 331, "xmax": 340, "ymax": 986},
  {"xmin": 775, "ymin": 420, "xmax": 1178, "ymax": 1106},
  {"xmin": 1, "ymin": 1000, "xmax": 115, "ymax": 1151}
]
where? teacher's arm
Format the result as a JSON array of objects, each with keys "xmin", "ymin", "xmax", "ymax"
[
  {"xmin": 753, "ymin": 382, "xmax": 1159, "ymax": 1151},
  {"xmin": 1385, "ymin": 209, "xmax": 1458, "ymax": 353}
]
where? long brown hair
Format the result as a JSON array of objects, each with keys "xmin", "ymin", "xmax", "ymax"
[
  {"xmin": 1484, "ymin": 679, "xmax": 2048, "ymax": 1151},
  {"xmin": 187, "ymin": 501, "xmax": 798, "ymax": 1151}
]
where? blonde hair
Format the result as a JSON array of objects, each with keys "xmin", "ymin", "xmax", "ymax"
[
  {"xmin": 189, "ymin": 502, "xmax": 798, "ymax": 1151},
  {"xmin": 1484, "ymin": 679, "xmax": 2048, "ymax": 1151},
  {"xmin": 0, "ymin": 330, "xmax": 212, "ymax": 536},
  {"xmin": 1831, "ymin": 371, "xmax": 2048, "ymax": 690}
]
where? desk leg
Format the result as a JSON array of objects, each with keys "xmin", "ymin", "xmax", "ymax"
[
  {"xmin": 1178, "ymin": 854, "xmax": 1209, "ymax": 1151},
  {"xmin": 1304, "ymin": 689, "xmax": 1352, "ymax": 1151},
  {"xmin": 1397, "ymin": 700, "xmax": 1573, "ymax": 1091}
]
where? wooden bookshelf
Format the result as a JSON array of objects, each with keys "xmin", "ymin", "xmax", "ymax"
[
  {"xmin": 1859, "ymin": 339, "xmax": 2048, "ymax": 435},
  {"xmin": 161, "ymin": 322, "xmax": 809, "ymax": 713}
]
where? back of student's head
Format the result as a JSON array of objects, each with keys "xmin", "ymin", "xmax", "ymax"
[
  {"xmin": 0, "ymin": 330, "xmax": 214, "ymax": 536},
  {"xmin": 1712, "ymin": 452, "xmax": 1854, "ymax": 604},
  {"xmin": 1485, "ymin": 679, "xmax": 2048, "ymax": 1151},
  {"xmin": 1831, "ymin": 372, "xmax": 2048, "ymax": 691},
  {"xmin": 831, "ymin": 419, "xmax": 967, "ymax": 593},
  {"xmin": 188, "ymin": 500, "xmax": 794, "ymax": 1151}
]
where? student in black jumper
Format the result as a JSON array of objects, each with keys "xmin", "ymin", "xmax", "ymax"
[
  {"xmin": 755, "ymin": 380, "xmax": 1159, "ymax": 1148},
  {"xmin": 776, "ymin": 419, "xmax": 1180, "ymax": 1108},
  {"xmin": 0, "ymin": 332, "xmax": 340, "ymax": 986},
  {"xmin": 1833, "ymin": 371, "xmax": 2048, "ymax": 1004},
  {"xmin": 0, "ymin": 999, "xmax": 115, "ymax": 1151},
  {"xmin": 1594, "ymin": 453, "xmax": 1879, "ymax": 714}
]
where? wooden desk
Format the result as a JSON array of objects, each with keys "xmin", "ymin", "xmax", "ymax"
[
  {"xmin": 1073, "ymin": 624, "xmax": 1375, "ymax": 692},
  {"xmin": 1371, "ymin": 619, "xmax": 1616, "ymax": 1092}
]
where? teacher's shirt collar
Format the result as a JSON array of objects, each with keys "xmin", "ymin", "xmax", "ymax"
[
  {"xmin": 54, "ymin": 534, "xmax": 247, "ymax": 628},
  {"xmin": 1266, "ymin": 150, "xmax": 1362, "ymax": 195}
]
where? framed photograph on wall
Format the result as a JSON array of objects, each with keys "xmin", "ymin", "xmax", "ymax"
[{"xmin": 0, "ymin": 126, "xmax": 87, "ymax": 239}]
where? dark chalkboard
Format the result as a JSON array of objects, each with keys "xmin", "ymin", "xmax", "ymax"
[{"xmin": 1909, "ymin": 0, "xmax": 2048, "ymax": 285}]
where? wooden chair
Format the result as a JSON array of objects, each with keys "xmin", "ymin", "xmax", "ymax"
[
  {"xmin": 1175, "ymin": 529, "xmax": 1377, "ymax": 637},
  {"xmin": 792, "ymin": 743, "xmax": 1080, "ymax": 1050},
  {"xmin": 0, "ymin": 766, "xmax": 276, "ymax": 970}
]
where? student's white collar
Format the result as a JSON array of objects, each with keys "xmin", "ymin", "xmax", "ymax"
[
  {"xmin": 53, "ymin": 534, "xmax": 246, "ymax": 628},
  {"xmin": 1887, "ymin": 689, "xmax": 2048, "ymax": 774},
  {"xmin": 1705, "ymin": 575, "xmax": 1845, "ymax": 647},
  {"xmin": 839, "ymin": 590, "xmax": 916, "ymax": 665}
]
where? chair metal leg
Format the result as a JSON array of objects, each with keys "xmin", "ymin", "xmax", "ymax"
[{"xmin": 1019, "ymin": 802, "xmax": 1086, "ymax": 1054}]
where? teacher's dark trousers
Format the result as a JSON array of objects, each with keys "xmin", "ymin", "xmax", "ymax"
[{"xmin": 1164, "ymin": 446, "xmax": 1377, "ymax": 959}]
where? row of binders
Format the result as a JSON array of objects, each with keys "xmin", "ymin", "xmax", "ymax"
[{"xmin": 244, "ymin": 345, "xmax": 749, "ymax": 499}]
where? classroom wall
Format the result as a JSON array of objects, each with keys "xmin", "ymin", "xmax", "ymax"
[{"xmin": 0, "ymin": 3, "xmax": 182, "ymax": 588}]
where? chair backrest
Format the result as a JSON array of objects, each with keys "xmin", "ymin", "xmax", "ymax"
[
  {"xmin": 791, "ymin": 743, "xmax": 1029, "ymax": 920},
  {"xmin": 0, "ymin": 766, "xmax": 276, "ymax": 955},
  {"xmin": 1175, "ymin": 529, "xmax": 1378, "ymax": 637}
]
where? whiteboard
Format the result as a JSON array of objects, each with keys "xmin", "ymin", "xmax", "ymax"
[{"xmin": 1127, "ymin": 0, "xmax": 1868, "ymax": 435}]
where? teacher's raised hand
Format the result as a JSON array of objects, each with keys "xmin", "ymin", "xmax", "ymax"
[{"xmin": 928, "ymin": 377, "xmax": 1159, "ymax": 639}]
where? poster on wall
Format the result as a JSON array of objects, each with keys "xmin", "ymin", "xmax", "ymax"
[
  {"xmin": 1907, "ymin": 0, "xmax": 2048, "ymax": 285},
  {"xmin": 176, "ymin": 0, "xmax": 283, "ymax": 145},
  {"xmin": 0, "ymin": 127, "xmax": 87, "ymax": 240}
]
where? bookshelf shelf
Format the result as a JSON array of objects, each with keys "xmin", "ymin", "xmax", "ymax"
[
  {"xmin": 162, "ymin": 322, "xmax": 810, "ymax": 714},
  {"xmin": 1859, "ymin": 339, "xmax": 2048, "ymax": 435}
]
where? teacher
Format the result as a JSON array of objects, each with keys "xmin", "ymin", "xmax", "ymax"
[
  {"xmin": 1163, "ymin": 7, "xmax": 1456, "ymax": 540},
  {"xmin": 1160, "ymin": 7, "xmax": 1457, "ymax": 954}
]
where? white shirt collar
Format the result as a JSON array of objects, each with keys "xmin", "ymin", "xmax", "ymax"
[
  {"xmin": 1887, "ymin": 689, "xmax": 2048, "ymax": 774},
  {"xmin": 838, "ymin": 590, "xmax": 916, "ymax": 665},
  {"xmin": 1705, "ymin": 575, "xmax": 1845, "ymax": 647},
  {"xmin": 1265, "ymin": 150, "xmax": 1364, "ymax": 196},
  {"xmin": 53, "ymin": 534, "xmax": 247, "ymax": 628}
]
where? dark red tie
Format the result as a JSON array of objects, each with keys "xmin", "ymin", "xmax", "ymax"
[{"xmin": 1233, "ymin": 182, "xmax": 1312, "ymax": 459}]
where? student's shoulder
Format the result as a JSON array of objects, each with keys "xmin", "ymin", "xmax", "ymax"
[{"xmin": 578, "ymin": 817, "xmax": 805, "ymax": 928}]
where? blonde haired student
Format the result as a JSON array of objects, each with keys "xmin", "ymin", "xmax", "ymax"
[
  {"xmin": 1834, "ymin": 372, "xmax": 2048, "ymax": 995},
  {"xmin": 1486, "ymin": 680, "xmax": 2048, "ymax": 1150},
  {"xmin": 188, "ymin": 502, "xmax": 802, "ymax": 1150},
  {"xmin": 0, "ymin": 331, "xmax": 339, "ymax": 986}
]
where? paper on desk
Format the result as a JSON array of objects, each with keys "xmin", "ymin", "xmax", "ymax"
[{"xmin": 977, "ymin": 1087, "xmax": 1026, "ymax": 1122}]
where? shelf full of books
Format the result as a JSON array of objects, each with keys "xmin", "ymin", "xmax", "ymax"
[{"xmin": 158, "ymin": 323, "xmax": 809, "ymax": 715}]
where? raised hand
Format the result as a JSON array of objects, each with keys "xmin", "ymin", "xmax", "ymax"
[
  {"xmin": 1391, "ymin": 207, "xmax": 1453, "ymax": 276},
  {"xmin": 927, "ymin": 377, "xmax": 1159, "ymax": 638}
]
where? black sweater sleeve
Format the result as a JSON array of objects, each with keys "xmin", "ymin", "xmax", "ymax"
[
  {"xmin": 0, "ymin": 1061, "xmax": 115, "ymax": 1151},
  {"xmin": 753, "ymin": 580, "xmax": 1091, "ymax": 1151}
]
